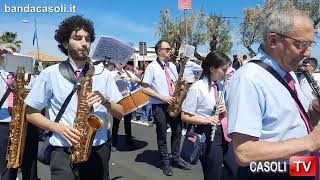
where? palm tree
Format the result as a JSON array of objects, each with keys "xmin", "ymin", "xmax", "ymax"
[{"xmin": 0, "ymin": 32, "xmax": 22, "ymax": 52}]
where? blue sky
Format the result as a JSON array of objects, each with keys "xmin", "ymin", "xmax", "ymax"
[{"xmin": 0, "ymin": 0, "xmax": 319, "ymax": 59}]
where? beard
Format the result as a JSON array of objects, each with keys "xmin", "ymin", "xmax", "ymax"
[{"xmin": 68, "ymin": 47, "xmax": 89, "ymax": 61}]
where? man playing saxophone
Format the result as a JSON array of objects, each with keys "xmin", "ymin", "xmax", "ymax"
[
  {"xmin": 142, "ymin": 40, "xmax": 190, "ymax": 176},
  {"xmin": 25, "ymin": 15, "xmax": 124, "ymax": 180}
]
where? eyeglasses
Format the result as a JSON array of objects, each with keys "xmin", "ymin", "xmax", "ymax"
[
  {"xmin": 160, "ymin": 48, "xmax": 172, "ymax": 52},
  {"xmin": 273, "ymin": 32, "xmax": 316, "ymax": 49}
]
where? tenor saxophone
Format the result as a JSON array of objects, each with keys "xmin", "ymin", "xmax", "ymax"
[
  {"xmin": 167, "ymin": 56, "xmax": 191, "ymax": 118},
  {"xmin": 6, "ymin": 67, "xmax": 28, "ymax": 168},
  {"xmin": 69, "ymin": 60, "xmax": 104, "ymax": 163}
]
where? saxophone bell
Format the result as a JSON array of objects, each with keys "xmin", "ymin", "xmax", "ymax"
[{"xmin": 86, "ymin": 113, "xmax": 104, "ymax": 130}]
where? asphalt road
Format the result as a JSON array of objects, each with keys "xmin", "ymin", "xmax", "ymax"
[{"xmin": 18, "ymin": 121, "xmax": 203, "ymax": 180}]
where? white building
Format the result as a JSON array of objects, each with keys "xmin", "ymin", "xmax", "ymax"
[{"xmin": 129, "ymin": 47, "xmax": 157, "ymax": 67}]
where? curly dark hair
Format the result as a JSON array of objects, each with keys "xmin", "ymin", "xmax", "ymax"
[{"xmin": 54, "ymin": 15, "xmax": 95, "ymax": 55}]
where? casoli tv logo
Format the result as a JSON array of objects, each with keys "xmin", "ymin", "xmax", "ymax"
[{"xmin": 289, "ymin": 156, "xmax": 317, "ymax": 176}]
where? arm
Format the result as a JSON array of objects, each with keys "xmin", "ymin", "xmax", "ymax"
[
  {"xmin": 232, "ymin": 131, "xmax": 319, "ymax": 166},
  {"xmin": 103, "ymin": 101, "xmax": 124, "ymax": 120},
  {"xmin": 142, "ymin": 85, "xmax": 175, "ymax": 105},
  {"xmin": 181, "ymin": 111, "xmax": 218, "ymax": 126},
  {"xmin": 25, "ymin": 106, "xmax": 80, "ymax": 145}
]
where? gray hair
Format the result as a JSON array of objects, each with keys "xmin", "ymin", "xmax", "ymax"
[{"xmin": 262, "ymin": 8, "xmax": 313, "ymax": 44}]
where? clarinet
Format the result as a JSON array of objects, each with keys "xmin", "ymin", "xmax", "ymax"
[
  {"xmin": 300, "ymin": 69, "xmax": 320, "ymax": 99},
  {"xmin": 210, "ymin": 86, "xmax": 224, "ymax": 142}
]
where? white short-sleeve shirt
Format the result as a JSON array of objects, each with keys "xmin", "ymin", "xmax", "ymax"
[
  {"xmin": 25, "ymin": 62, "xmax": 123, "ymax": 147},
  {"xmin": 142, "ymin": 59, "xmax": 178, "ymax": 104}
]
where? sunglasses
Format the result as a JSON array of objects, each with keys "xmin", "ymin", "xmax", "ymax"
[{"xmin": 160, "ymin": 48, "xmax": 172, "ymax": 52}]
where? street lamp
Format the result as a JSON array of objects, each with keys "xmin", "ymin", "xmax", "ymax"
[{"xmin": 21, "ymin": 19, "xmax": 42, "ymax": 71}]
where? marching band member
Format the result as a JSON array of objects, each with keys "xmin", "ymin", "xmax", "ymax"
[
  {"xmin": 25, "ymin": 15, "xmax": 124, "ymax": 180},
  {"xmin": 112, "ymin": 64, "xmax": 140, "ymax": 150},
  {"xmin": 226, "ymin": 9, "xmax": 320, "ymax": 179},
  {"xmin": 142, "ymin": 40, "xmax": 190, "ymax": 176},
  {"xmin": 181, "ymin": 51, "xmax": 238, "ymax": 180}
]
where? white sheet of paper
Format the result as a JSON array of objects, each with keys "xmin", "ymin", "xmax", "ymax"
[
  {"xmin": 4, "ymin": 54, "xmax": 35, "ymax": 74},
  {"xmin": 91, "ymin": 36, "xmax": 135, "ymax": 65}
]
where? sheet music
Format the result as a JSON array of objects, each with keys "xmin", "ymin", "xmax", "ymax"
[
  {"xmin": 91, "ymin": 36, "xmax": 135, "ymax": 65},
  {"xmin": 4, "ymin": 54, "xmax": 35, "ymax": 74}
]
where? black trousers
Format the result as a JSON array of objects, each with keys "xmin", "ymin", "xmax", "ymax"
[
  {"xmin": 0, "ymin": 122, "xmax": 39, "ymax": 180},
  {"xmin": 50, "ymin": 143, "xmax": 111, "ymax": 180},
  {"xmin": 200, "ymin": 125, "xmax": 238, "ymax": 180},
  {"xmin": 112, "ymin": 113, "xmax": 132, "ymax": 145},
  {"xmin": 152, "ymin": 104, "xmax": 182, "ymax": 166}
]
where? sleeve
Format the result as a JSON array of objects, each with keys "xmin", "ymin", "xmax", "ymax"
[
  {"xmin": 181, "ymin": 86, "xmax": 199, "ymax": 115},
  {"xmin": 24, "ymin": 70, "xmax": 52, "ymax": 110},
  {"xmin": 106, "ymin": 72, "xmax": 123, "ymax": 103},
  {"xmin": 225, "ymin": 73, "xmax": 262, "ymax": 138},
  {"xmin": 142, "ymin": 65, "xmax": 153, "ymax": 85}
]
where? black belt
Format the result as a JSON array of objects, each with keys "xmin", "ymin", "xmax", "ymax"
[
  {"xmin": 52, "ymin": 143, "xmax": 107, "ymax": 154},
  {"xmin": 0, "ymin": 122, "xmax": 9, "ymax": 127}
]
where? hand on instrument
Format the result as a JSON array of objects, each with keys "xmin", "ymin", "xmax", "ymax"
[
  {"xmin": 86, "ymin": 91, "xmax": 110, "ymax": 108},
  {"xmin": 162, "ymin": 96, "xmax": 175, "ymax": 105},
  {"xmin": 206, "ymin": 116, "xmax": 219, "ymax": 126},
  {"xmin": 306, "ymin": 123, "xmax": 320, "ymax": 151},
  {"xmin": 217, "ymin": 101, "xmax": 227, "ymax": 114},
  {"xmin": 55, "ymin": 123, "xmax": 81, "ymax": 146},
  {"xmin": 311, "ymin": 99, "xmax": 320, "ymax": 113}
]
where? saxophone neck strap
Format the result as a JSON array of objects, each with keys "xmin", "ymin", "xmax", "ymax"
[
  {"xmin": 52, "ymin": 60, "xmax": 90, "ymax": 128},
  {"xmin": 0, "ymin": 88, "xmax": 11, "ymax": 109},
  {"xmin": 59, "ymin": 59, "xmax": 90, "ymax": 85},
  {"xmin": 250, "ymin": 60, "xmax": 309, "ymax": 121}
]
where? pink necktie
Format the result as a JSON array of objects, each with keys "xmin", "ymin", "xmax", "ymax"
[
  {"xmin": 213, "ymin": 83, "xmax": 231, "ymax": 142},
  {"xmin": 285, "ymin": 73, "xmax": 313, "ymax": 133},
  {"xmin": 7, "ymin": 74, "xmax": 14, "ymax": 114},
  {"xmin": 74, "ymin": 70, "xmax": 81, "ymax": 78},
  {"xmin": 163, "ymin": 63, "xmax": 174, "ymax": 96}
]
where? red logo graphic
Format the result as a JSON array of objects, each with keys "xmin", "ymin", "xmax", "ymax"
[{"xmin": 289, "ymin": 156, "xmax": 316, "ymax": 176}]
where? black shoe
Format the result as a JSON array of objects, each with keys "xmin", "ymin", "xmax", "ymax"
[
  {"xmin": 126, "ymin": 137, "xmax": 136, "ymax": 147},
  {"xmin": 162, "ymin": 165, "xmax": 173, "ymax": 176},
  {"xmin": 172, "ymin": 160, "xmax": 191, "ymax": 170}
]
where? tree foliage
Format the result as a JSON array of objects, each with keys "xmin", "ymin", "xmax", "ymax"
[
  {"xmin": 154, "ymin": 8, "xmax": 233, "ymax": 58},
  {"xmin": 240, "ymin": 0, "xmax": 320, "ymax": 57},
  {"xmin": 0, "ymin": 32, "xmax": 22, "ymax": 51}
]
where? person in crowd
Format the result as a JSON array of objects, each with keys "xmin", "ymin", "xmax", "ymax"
[
  {"xmin": 142, "ymin": 40, "xmax": 191, "ymax": 176},
  {"xmin": 226, "ymin": 8, "xmax": 320, "ymax": 180},
  {"xmin": 299, "ymin": 57, "xmax": 320, "ymax": 102},
  {"xmin": 25, "ymin": 15, "xmax": 124, "ymax": 180},
  {"xmin": 181, "ymin": 51, "xmax": 238, "ymax": 180}
]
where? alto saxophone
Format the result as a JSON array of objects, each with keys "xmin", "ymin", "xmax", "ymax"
[
  {"xmin": 69, "ymin": 60, "xmax": 104, "ymax": 163},
  {"xmin": 6, "ymin": 67, "xmax": 28, "ymax": 168},
  {"xmin": 167, "ymin": 56, "xmax": 191, "ymax": 118}
]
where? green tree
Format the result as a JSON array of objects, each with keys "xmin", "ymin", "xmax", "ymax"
[
  {"xmin": 240, "ymin": 0, "xmax": 320, "ymax": 57},
  {"xmin": 154, "ymin": 8, "xmax": 233, "ymax": 59},
  {"xmin": 0, "ymin": 32, "xmax": 22, "ymax": 51}
]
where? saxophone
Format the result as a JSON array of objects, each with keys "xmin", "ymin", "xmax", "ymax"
[
  {"xmin": 167, "ymin": 56, "xmax": 191, "ymax": 118},
  {"xmin": 69, "ymin": 60, "xmax": 104, "ymax": 163},
  {"xmin": 6, "ymin": 67, "xmax": 28, "ymax": 168}
]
